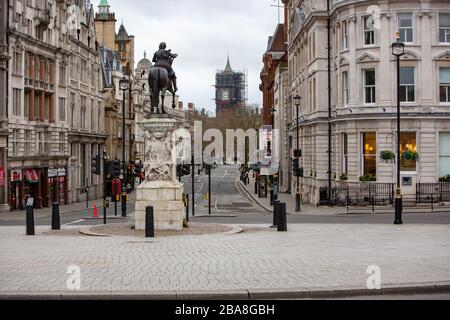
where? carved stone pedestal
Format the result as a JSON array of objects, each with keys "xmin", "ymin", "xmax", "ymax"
[{"xmin": 135, "ymin": 115, "xmax": 184, "ymax": 231}]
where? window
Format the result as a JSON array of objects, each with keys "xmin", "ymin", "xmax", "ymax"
[
  {"xmin": 11, "ymin": 130, "xmax": 19, "ymax": 157},
  {"xmin": 342, "ymin": 71, "xmax": 349, "ymax": 105},
  {"xmin": 439, "ymin": 133, "xmax": 450, "ymax": 177},
  {"xmin": 362, "ymin": 132, "xmax": 377, "ymax": 177},
  {"xmin": 24, "ymin": 130, "xmax": 31, "ymax": 157},
  {"xmin": 439, "ymin": 13, "xmax": 450, "ymax": 43},
  {"xmin": 364, "ymin": 69, "xmax": 376, "ymax": 104},
  {"xmin": 59, "ymin": 64, "xmax": 66, "ymax": 86},
  {"xmin": 24, "ymin": 92, "xmax": 29, "ymax": 118},
  {"xmin": 342, "ymin": 20, "xmax": 348, "ymax": 49},
  {"xmin": 400, "ymin": 132, "xmax": 417, "ymax": 172},
  {"xmin": 440, "ymin": 68, "xmax": 450, "ymax": 102},
  {"xmin": 91, "ymin": 99, "xmax": 95, "ymax": 130},
  {"xmin": 342, "ymin": 133, "xmax": 348, "ymax": 175},
  {"xmin": 81, "ymin": 96, "xmax": 86, "ymax": 129},
  {"xmin": 98, "ymin": 101, "xmax": 102, "ymax": 132},
  {"xmin": 59, "ymin": 98, "xmax": 66, "ymax": 122},
  {"xmin": 398, "ymin": 13, "xmax": 413, "ymax": 43},
  {"xmin": 363, "ymin": 16, "xmax": 375, "ymax": 45},
  {"xmin": 400, "ymin": 67, "xmax": 415, "ymax": 102},
  {"xmin": 34, "ymin": 93, "xmax": 40, "ymax": 119},
  {"xmin": 12, "ymin": 88, "xmax": 21, "ymax": 116},
  {"xmin": 13, "ymin": 51, "xmax": 22, "ymax": 75},
  {"xmin": 59, "ymin": 133, "xmax": 65, "ymax": 154},
  {"xmin": 70, "ymin": 92, "xmax": 75, "ymax": 127}
]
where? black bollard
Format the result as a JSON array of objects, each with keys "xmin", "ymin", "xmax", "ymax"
[
  {"xmin": 145, "ymin": 206, "xmax": 155, "ymax": 238},
  {"xmin": 51, "ymin": 203, "xmax": 61, "ymax": 230},
  {"xmin": 255, "ymin": 181, "xmax": 258, "ymax": 195},
  {"xmin": 271, "ymin": 200, "xmax": 280, "ymax": 229},
  {"xmin": 26, "ymin": 205, "xmax": 35, "ymax": 236},
  {"xmin": 270, "ymin": 190, "xmax": 274, "ymax": 206},
  {"xmin": 185, "ymin": 194, "xmax": 190, "ymax": 223},
  {"xmin": 278, "ymin": 202, "xmax": 287, "ymax": 232},
  {"xmin": 121, "ymin": 194, "xmax": 127, "ymax": 217}
]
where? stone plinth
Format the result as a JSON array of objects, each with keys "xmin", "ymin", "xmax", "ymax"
[{"xmin": 135, "ymin": 180, "xmax": 184, "ymax": 231}]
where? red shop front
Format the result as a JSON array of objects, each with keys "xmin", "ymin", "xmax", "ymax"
[{"xmin": 9, "ymin": 169, "xmax": 43, "ymax": 210}]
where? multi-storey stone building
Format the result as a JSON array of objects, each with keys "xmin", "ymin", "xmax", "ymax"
[
  {"xmin": 7, "ymin": 0, "xmax": 73, "ymax": 209},
  {"xmin": 0, "ymin": 0, "xmax": 10, "ymax": 211},
  {"xmin": 67, "ymin": 1, "xmax": 106, "ymax": 204},
  {"xmin": 283, "ymin": 0, "xmax": 450, "ymax": 205}
]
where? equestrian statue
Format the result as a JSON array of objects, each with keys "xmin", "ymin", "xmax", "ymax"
[{"xmin": 148, "ymin": 42, "xmax": 178, "ymax": 114}]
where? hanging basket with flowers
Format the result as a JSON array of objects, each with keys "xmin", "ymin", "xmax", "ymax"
[
  {"xmin": 380, "ymin": 150, "xmax": 395, "ymax": 161},
  {"xmin": 402, "ymin": 150, "xmax": 419, "ymax": 161}
]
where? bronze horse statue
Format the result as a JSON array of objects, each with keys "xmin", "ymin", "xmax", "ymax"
[{"xmin": 148, "ymin": 56, "xmax": 176, "ymax": 114}]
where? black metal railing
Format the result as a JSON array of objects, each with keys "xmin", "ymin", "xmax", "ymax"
[
  {"xmin": 319, "ymin": 183, "xmax": 395, "ymax": 207},
  {"xmin": 416, "ymin": 182, "xmax": 450, "ymax": 203}
]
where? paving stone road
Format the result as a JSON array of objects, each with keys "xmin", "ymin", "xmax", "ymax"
[{"xmin": 0, "ymin": 223, "xmax": 449, "ymax": 293}]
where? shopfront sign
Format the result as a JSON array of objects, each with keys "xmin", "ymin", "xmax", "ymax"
[{"xmin": 48, "ymin": 168, "xmax": 67, "ymax": 178}]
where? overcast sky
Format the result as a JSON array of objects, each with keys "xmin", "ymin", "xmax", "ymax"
[{"xmin": 105, "ymin": 0, "xmax": 281, "ymax": 115}]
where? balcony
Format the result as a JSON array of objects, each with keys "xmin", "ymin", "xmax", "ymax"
[
  {"xmin": 24, "ymin": 78, "xmax": 34, "ymax": 89},
  {"xmin": 34, "ymin": 80, "xmax": 44, "ymax": 91},
  {"xmin": 34, "ymin": 8, "xmax": 51, "ymax": 27}
]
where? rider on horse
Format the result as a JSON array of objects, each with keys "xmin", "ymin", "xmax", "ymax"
[{"xmin": 152, "ymin": 42, "xmax": 178, "ymax": 92}]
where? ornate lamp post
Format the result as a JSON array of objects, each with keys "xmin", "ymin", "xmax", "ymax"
[
  {"xmin": 293, "ymin": 94, "xmax": 302, "ymax": 212},
  {"xmin": 119, "ymin": 77, "xmax": 130, "ymax": 217},
  {"xmin": 392, "ymin": 33, "xmax": 405, "ymax": 225}
]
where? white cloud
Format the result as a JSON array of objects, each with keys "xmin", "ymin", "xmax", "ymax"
[{"xmin": 104, "ymin": 0, "xmax": 280, "ymax": 114}]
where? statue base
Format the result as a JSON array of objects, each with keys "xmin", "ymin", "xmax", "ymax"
[{"xmin": 135, "ymin": 180, "xmax": 184, "ymax": 231}]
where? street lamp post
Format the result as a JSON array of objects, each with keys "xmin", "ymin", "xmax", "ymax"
[
  {"xmin": 392, "ymin": 33, "xmax": 405, "ymax": 225},
  {"xmin": 293, "ymin": 95, "xmax": 301, "ymax": 212},
  {"xmin": 119, "ymin": 77, "xmax": 129, "ymax": 217},
  {"xmin": 270, "ymin": 106, "xmax": 277, "ymax": 204}
]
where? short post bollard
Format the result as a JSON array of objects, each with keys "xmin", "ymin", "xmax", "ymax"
[
  {"xmin": 270, "ymin": 190, "xmax": 274, "ymax": 206},
  {"xmin": 185, "ymin": 194, "xmax": 190, "ymax": 223},
  {"xmin": 26, "ymin": 205, "xmax": 35, "ymax": 236},
  {"xmin": 51, "ymin": 202, "xmax": 61, "ymax": 230},
  {"xmin": 271, "ymin": 200, "xmax": 280, "ymax": 229},
  {"xmin": 145, "ymin": 206, "xmax": 155, "ymax": 238},
  {"xmin": 255, "ymin": 181, "xmax": 258, "ymax": 195},
  {"xmin": 277, "ymin": 202, "xmax": 287, "ymax": 232}
]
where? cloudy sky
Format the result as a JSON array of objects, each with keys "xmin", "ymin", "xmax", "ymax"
[{"xmin": 105, "ymin": 0, "xmax": 281, "ymax": 115}]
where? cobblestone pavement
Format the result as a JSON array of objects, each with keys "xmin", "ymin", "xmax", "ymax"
[{"xmin": 0, "ymin": 223, "xmax": 449, "ymax": 292}]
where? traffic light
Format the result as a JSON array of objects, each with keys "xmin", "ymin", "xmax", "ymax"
[
  {"xmin": 292, "ymin": 158, "xmax": 304, "ymax": 178},
  {"xmin": 205, "ymin": 164, "xmax": 211, "ymax": 175},
  {"xmin": 182, "ymin": 164, "xmax": 190, "ymax": 176},
  {"xmin": 91, "ymin": 155, "xmax": 101, "ymax": 176},
  {"xmin": 112, "ymin": 160, "xmax": 121, "ymax": 178}
]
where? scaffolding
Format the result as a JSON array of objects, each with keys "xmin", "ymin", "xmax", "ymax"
[{"xmin": 214, "ymin": 63, "xmax": 247, "ymax": 114}]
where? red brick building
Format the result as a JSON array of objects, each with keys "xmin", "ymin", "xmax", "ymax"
[{"xmin": 260, "ymin": 7, "xmax": 288, "ymax": 126}]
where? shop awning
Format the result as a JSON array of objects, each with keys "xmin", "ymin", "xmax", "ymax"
[{"xmin": 24, "ymin": 169, "xmax": 39, "ymax": 183}]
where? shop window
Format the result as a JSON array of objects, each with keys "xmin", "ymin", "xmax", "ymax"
[
  {"xmin": 439, "ymin": 133, "xmax": 450, "ymax": 177},
  {"xmin": 362, "ymin": 132, "xmax": 377, "ymax": 176}
]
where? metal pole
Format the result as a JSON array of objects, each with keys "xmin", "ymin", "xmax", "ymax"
[
  {"xmin": 122, "ymin": 89, "xmax": 127, "ymax": 218},
  {"xmin": 186, "ymin": 194, "xmax": 190, "ymax": 222},
  {"xmin": 86, "ymin": 178, "xmax": 89, "ymax": 209},
  {"xmin": 394, "ymin": 54, "xmax": 403, "ymax": 225},
  {"xmin": 51, "ymin": 202, "xmax": 60, "ymax": 230},
  {"xmin": 145, "ymin": 206, "xmax": 154, "ymax": 238},
  {"xmin": 208, "ymin": 164, "xmax": 211, "ymax": 215},
  {"xmin": 295, "ymin": 102, "xmax": 301, "ymax": 212},
  {"xmin": 103, "ymin": 150, "xmax": 107, "ymax": 225},
  {"xmin": 191, "ymin": 153, "xmax": 195, "ymax": 217}
]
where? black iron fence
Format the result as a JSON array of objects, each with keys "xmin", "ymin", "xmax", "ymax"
[
  {"xmin": 319, "ymin": 183, "xmax": 395, "ymax": 207},
  {"xmin": 319, "ymin": 182, "xmax": 450, "ymax": 207},
  {"xmin": 416, "ymin": 182, "xmax": 450, "ymax": 203}
]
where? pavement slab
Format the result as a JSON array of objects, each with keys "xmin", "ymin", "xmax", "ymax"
[{"xmin": 0, "ymin": 223, "xmax": 449, "ymax": 296}]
